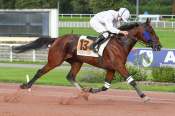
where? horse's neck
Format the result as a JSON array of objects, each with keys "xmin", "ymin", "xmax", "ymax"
[{"xmin": 120, "ymin": 38, "xmax": 137, "ymax": 55}]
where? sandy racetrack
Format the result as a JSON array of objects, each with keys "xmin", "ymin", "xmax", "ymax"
[{"xmin": 0, "ymin": 83, "xmax": 175, "ymax": 116}]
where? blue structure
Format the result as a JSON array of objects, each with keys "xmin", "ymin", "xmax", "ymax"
[{"xmin": 127, "ymin": 48, "xmax": 175, "ymax": 68}]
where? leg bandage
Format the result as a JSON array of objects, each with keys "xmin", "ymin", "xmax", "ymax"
[
  {"xmin": 126, "ymin": 76, "xmax": 134, "ymax": 84},
  {"xmin": 101, "ymin": 82, "xmax": 111, "ymax": 91},
  {"xmin": 127, "ymin": 75, "xmax": 144, "ymax": 98},
  {"xmin": 104, "ymin": 82, "xmax": 111, "ymax": 89}
]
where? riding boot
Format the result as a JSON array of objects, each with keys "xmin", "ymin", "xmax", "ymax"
[
  {"xmin": 90, "ymin": 33, "xmax": 109, "ymax": 53},
  {"xmin": 92, "ymin": 35, "xmax": 104, "ymax": 52}
]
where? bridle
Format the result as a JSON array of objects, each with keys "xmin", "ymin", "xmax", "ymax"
[
  {"xmin": 122, "ymin": 23, "xmax": 156, "ymax": 48},
  {"xmin": 135, "ymin": 23, "xmax": 161, "ymax": 51}
]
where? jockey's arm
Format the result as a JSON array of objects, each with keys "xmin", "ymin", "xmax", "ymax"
[
  {"xmin": 119, "ymin": 30, "xmax": 128, "ymax": 36},
  {"xmin": 104, "ymin": 19, "xmax": 128, "ymax": 36}
]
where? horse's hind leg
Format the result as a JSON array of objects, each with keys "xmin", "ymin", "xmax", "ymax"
[
  {"xmin": 85, "ymin": 70, "xmax": 115, "ymax": 93},
  {"xmin": 66, "ymin": 62, "xmax": 90, "ymax": 100},
  {"xmin": 20, "ymin": 63, "xmax": 58, "ymax": 89},
  {"xmin": 20, "ymin": 50, "xmax": 64, "ymax": 89},
  {"xmin": 66, "ymin": 62, "xmax": 83, "ymax": 91}
]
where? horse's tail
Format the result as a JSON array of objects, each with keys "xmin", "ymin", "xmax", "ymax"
[{"xmin": 12, "ymin": 36, "xmax": 55, "ymax": 53}]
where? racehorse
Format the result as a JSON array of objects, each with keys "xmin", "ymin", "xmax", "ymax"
[{"xmin": 13, "ymin": 18, "xmax": 161, "ymax": 101}]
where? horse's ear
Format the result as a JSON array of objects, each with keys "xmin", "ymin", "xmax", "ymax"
[
  {"xmin": 146, "ymin": 18, "xmax": 151, "ymax": 24},
  {"xmin": 149, "ymin": 18, "xmax": 151, "ymax": 21}
]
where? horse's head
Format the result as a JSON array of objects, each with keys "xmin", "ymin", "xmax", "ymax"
[{"xmin": 137, "ymin": 18, "xmax": 162, "ymax": 51}]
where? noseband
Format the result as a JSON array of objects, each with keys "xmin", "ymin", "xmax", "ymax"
[{"xmin": 143, "ymin": 30, "xmax": 153, "ymax": 47}]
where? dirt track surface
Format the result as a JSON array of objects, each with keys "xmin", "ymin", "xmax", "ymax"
[{"xmin": 0, "ymin": 83, "xmax": 175, "ymax": 116}]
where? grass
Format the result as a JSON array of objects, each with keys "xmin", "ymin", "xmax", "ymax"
[
  {"xmin": 0, "ymin": 67, "xmax": 70, "ymax": 86},
  {"xmin": 59, "ymin": 27, "xmax": 175, "ymax": 48},
  {"xmin": 59, "ymin": 27, "xmax": 98, "ymax": 36},
  {"xmin": 0, "ymin": 66, "xmax": 175, "ymax": 92},
  {"xmin": 155, "ymin": 29, "xmax": 175, "ymax": 49}
]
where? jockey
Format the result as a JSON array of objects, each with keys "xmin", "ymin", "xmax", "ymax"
[{"xmin": 90, "ymin": 8, "xmax": 131, "ymax": 52}]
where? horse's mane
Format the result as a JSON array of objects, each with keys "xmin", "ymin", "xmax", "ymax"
[{"xmin": 118, "ymin": 22, "xmax": 141, "ymax": 30}]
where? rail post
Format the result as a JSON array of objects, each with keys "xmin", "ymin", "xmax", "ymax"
[
  {"xmin": 10, "ymin": 45, "xmax": 13, "ymax": 62},
  {"xmin": 32, "ymin": 50, "xmax": 36, "ymax": 62}
]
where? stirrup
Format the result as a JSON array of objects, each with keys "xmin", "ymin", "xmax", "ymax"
[
  {"xmin": 92, "ymin": 44, "xmax": 99, "ymax": 53},
  {"xmin": 89, "ymin": 43, "xmax": 98, "ymax": 52},
  {"xmin": 93, "ymin": 46, "xmax": 99, "ymax": 53},
  {"xmin": 89, "ymin": 44, "xmax": 94, "ymax": 50}
]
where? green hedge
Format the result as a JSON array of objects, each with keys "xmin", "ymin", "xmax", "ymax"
[
  {"xmin": 114, "ymin": 66, "xmax": 147, "ymax": 82},
  {"xmin": 78, "ymin": 69, "xmax": 105, "ymax": 83},
  {"xmin": 152, "ymin": 67, "xmax": 175, "ymax": 82},
  {"xmin": 79, "ymin": 66, "xmax": 147, "ymax": 83}
]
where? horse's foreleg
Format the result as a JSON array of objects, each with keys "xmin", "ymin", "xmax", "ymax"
[
  {"xmin": 87, "ymin": 70, "xmax": 115, "ymax": 93},
  {"xmin": 116, "ymin": 65, "xmax": 149, "ymax": 101},
  {"xmin": 126, "ymin": 75, "xmax": 150, "ymax": 102}
]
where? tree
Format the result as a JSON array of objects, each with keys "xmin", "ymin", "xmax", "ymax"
[
  {"xmin": 58, "ymin": 0, "xmax": 73, "ymax": 13},
  {"xmin": 173, "ymin": 0, "xmax": 175, "ymax": 14},
  {"xmin": 89, "ymin": 0, "xmax": 136, "ymax": 14},
  {"xmin": 48, "ymin": 0, "xmax": 58, "ymax": 8},
  {"xmin": 71, "ymin": 0, "xmax": 92, "ymax": 13},
  {"xmin": 113, "ymin": 0, "xmax": 135, "ymax": 13},
  {"xmin": 140, "ymin": 0, "xmax": 172, "ymax": 14},
  {"xmin": 15, "ymin": 0, "xmax": 42, "ymax": 8},
  {"xmin": 0, "ymin": 0, "xmax": 16, "ymax": 9},
  {"xmin": 89, "ymin": 0, "xmax": 115, "ymax": 13},
  {"xmin": 0, "ymin": 0, "xmax": 172, "ymax": 14}
]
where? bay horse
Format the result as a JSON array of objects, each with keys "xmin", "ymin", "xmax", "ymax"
[{"xmin": 13, "ymin": 18, "xmax": 161, "ymax": 102}]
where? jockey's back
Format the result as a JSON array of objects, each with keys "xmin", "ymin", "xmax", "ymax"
[{"xmin": 94, "ymin": 10, "xmax": 118, "ymax": 24}]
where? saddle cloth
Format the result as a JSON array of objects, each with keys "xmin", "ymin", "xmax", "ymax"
[{"xmin": 77, "ymin": 35, "xmax": 110, "ymax": 57}]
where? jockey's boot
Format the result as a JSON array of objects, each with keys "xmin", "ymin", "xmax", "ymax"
[{"xmin": 90, "ymin": 32, "xmax": 109, "ymax": 53}]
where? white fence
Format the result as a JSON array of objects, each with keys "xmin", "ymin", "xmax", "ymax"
[
  {"xmin": 59, "ymin": 22, "xmax": 90, "ymax": 28},
  {"xmin": 59, "ymin": 14, "xmax": 175, "ymax": 28},
  {"xmin": 0, "ymin": 44, "xmax": 48, "ymax": 62},
  {"xmin": 60, "ymin": 14, "xmax": 95, "ymax": 18},
  {"xmin": 149, "ymin": 21, "xmax": 175, "ymax": 28},
  {"xmin": 59, "ymin": 21, "xmax": 175, "ymax": 28},
  {"xmin": 59, "ymin": 14, "xmax": 175, "ymax": 19}
]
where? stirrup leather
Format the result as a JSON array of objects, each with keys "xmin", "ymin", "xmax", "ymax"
[
  {"xmin": 91, "ymin": 38, "xmax": 101, "ymax": 52},
  {"xmin": 90, "ymin": 32, "xmax": 109, "ymax": 53}
]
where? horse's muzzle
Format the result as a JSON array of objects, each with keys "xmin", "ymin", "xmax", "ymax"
[{"xmin": 153, "ymin": 44, "xmax": 162, "ymax": 51}]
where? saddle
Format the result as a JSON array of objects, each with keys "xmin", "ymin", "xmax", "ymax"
[
  {"xmin": 77, "ymin": 35, "xmax": 111, "ymax": 57},
  {"xmin": 87, "ymin": 34, "xmax": 114, "ymax": 52}
]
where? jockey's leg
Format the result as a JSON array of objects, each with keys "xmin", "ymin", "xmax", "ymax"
[
  {"xmin": 87, "ymin": 70, "xmax": 115, "ymax": 93},
  {"xmin": 91, "ymin": 32, "xmax": 110, "ymax": 52},
  {"xmin": 66, "ymin": 62, "xmax": 83, "ymax": 91}
]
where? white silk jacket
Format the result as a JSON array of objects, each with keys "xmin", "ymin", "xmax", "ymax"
[{"xmin": 90, "ymin": 10, "xmax": 121, "ymax": 34}]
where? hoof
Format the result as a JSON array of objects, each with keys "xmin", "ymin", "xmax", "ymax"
[
  {"xmin": 82, "ymin": 88, "xmax": 91, "ymax": 92},
  {"xmin": 142, "ymin": 96, "xmax": 151, "ymax": 103},
  {"xmin": 20, "ymin": 83, "xmax": 30, "ymax": 89},
  {"xmin": 79, "ymin": 91, "xmax": 90, "ymax": 101},
  {"xmin": 82, "ymin": 88, "xmax": 101, "ymax": 93}
]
